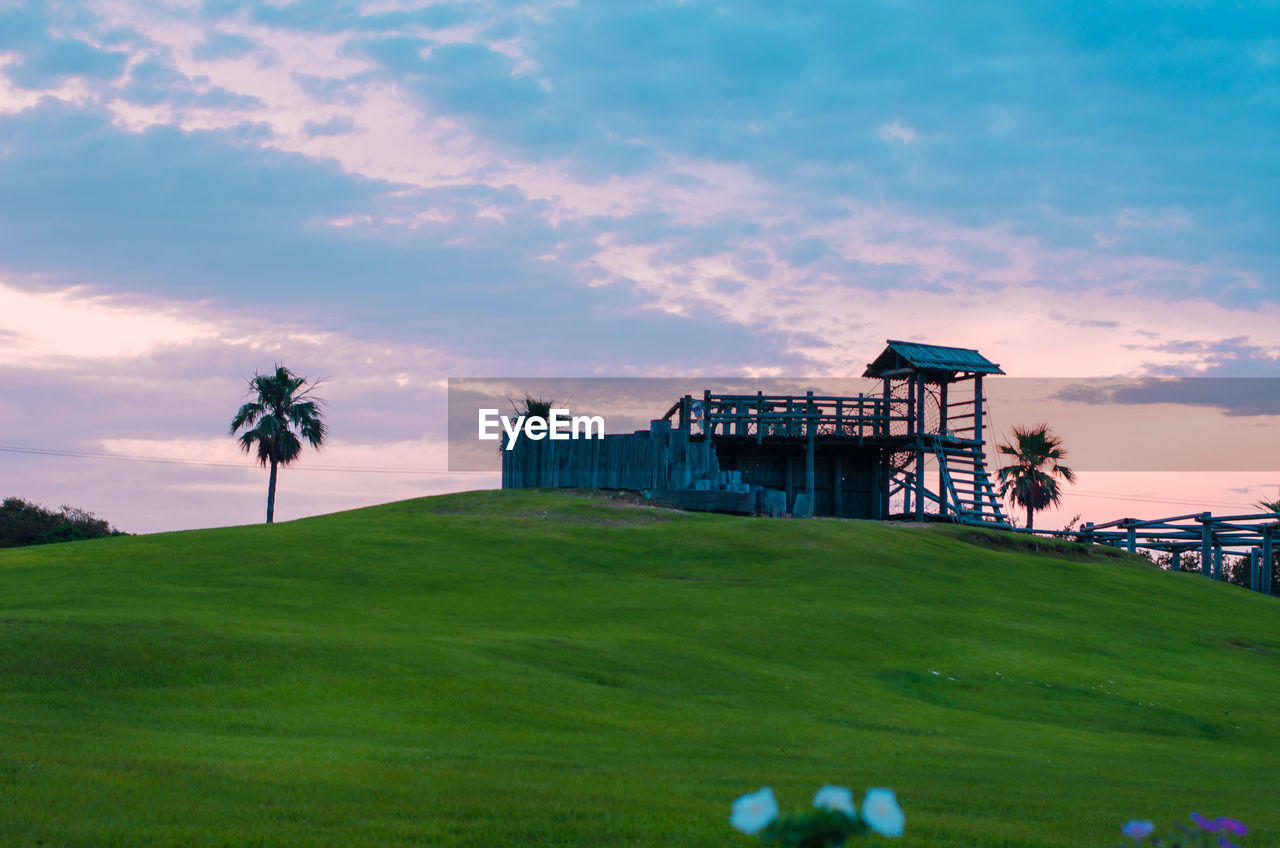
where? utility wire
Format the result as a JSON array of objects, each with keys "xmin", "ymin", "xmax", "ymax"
[
  {"xmin": 983, "ymin": 411, "xmax": 1258, "ymax": 511},
  {"xmin": 1065, "ymin": 489, "xmax": 1256, "ymax": 510},
  {"xmin": 0, "ymin": 446, "xmax": 1261, "ymax": 505},
  {"xmin": 0, "ymin": 445, "xmax": 489, "ymax": 475}
]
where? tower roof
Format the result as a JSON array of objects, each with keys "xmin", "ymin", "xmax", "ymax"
[{"xmin": 862, "ymin": 340, "xmax": 1004, "ymax": 377}]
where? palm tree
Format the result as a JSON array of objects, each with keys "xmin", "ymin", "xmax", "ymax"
[
  {"xmin": 996, "ymin": 424, "xmax": 1076, "ymax": 530},
  {"xmin": 229, "ymin": 365, "xmax": 327, "ymax": 524},
  {"xmin": 1254, "ymin": 489, "xmax": 1280, "ymax": 513}
]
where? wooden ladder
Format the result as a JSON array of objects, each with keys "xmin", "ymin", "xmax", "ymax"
[{"xmin": 931, "ymin": 440, "xmax": 1009, "ymax": 526}]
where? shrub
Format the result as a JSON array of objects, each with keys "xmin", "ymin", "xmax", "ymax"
[{"xmin": 0, "ymin": 497, "xmax": 127, "ymax": 548}]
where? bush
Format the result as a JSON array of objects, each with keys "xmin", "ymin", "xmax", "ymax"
[{"xmin": 0, "ymin": 497, "xmax": 127, "ymax": 549}]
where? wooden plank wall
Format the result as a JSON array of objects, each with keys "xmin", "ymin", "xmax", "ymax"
[{"xmin": 502, "ymin": 419, "xmax": 722, "ymax": 491}]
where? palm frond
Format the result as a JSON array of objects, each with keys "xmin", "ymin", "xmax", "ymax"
[
  {"xmin": 229, "ymin": 401, "xmax": 265, "ymax": 434},
  {"xmin": 276, "ymin": 428, "xmax": 304, "ymax": 465},
  {"xmin": 996, "ymin": 424, "xmax": 1075, "ymax": 516},
  {"xmin": 231, "ymin": 364, "xmax": 328, "ymax": 466},
  {"xmin": 237, "ymin": 427, "xmax": 274, "ymax": 467},
  {"xmin": 1254, "ymin": 488, "xmax": 1280, "ymax": 513}
]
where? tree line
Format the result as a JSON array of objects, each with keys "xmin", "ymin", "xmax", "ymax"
[{"xmin": 0, "ymin": 497, "xmax": 127, "ymax": 548}]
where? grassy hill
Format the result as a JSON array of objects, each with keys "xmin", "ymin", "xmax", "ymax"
[{"xmin": 1, "ymin": 489, "xmax": 1277, "ymax": 847}]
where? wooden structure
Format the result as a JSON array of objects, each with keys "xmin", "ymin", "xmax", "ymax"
[
  {"xmin": 1024, "ymin": 512, "xmax": 1278, "ymax": 595},
  {"xmin": 501, "ymin": 417, "xmax": 729, "ymax": 498},
  {"xmin": 502, "ymin": 340, "xmax": 1009, "ymax": 524}
]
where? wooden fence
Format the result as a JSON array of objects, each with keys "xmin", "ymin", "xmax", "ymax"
[
  {"xmin": 501, "ymin": 418, "xmax": 721, "ymax": 491},
  {"xmin": 1019, "ymin": 511, "xmax": 1279, "ymax": 595}
]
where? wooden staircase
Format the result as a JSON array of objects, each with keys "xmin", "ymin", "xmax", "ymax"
[{"xmin": 930, "ymin": 438, "xmax": 1009, "ymax": 526}]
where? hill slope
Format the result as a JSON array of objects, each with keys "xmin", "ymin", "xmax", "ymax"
[{"xmin": 1, "ymin": 490, "xmax": 1277, "ymax": 847}]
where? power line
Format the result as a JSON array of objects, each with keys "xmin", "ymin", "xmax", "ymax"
[
  {"xmin": 0, "ymin": 445, "xmax": 1262, "ymax": 506},
  {"xmin": 981, "ymin": 406, "xmax": 1265, "ymax": 512},
  {"xmin": 1063, "ymin": 490, "xmax": 1255, "ymax": 510},
  {"xmin": 0, "ymin": 445, "xmax": 490, "ymax": 475}
]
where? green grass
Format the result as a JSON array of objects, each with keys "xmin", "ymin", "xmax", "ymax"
[{"xmin": 1, "ymin": 489, "xmax": 1277, "ymax": 847}]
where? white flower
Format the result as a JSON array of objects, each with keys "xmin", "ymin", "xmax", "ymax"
[
  {"xmin": 730, "ymin": 787, "xmax": 779, "ymax": 835},
  {"xmin": 861, "ymin": 788, "xmax": 904, "ymax": 838},
  {"xmin": 812, "ymin": 784, "xmax": 856, "ymax": 816}
]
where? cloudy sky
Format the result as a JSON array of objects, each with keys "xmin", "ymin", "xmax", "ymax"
[{"xmin": 2, "ymin": 0, "xmax": 1278, "ymax": 532}]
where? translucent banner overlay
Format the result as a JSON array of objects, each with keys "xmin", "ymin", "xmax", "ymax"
[{"xmin": 447, "ymin": 377, "xmax": 1280, "ymax": 472}]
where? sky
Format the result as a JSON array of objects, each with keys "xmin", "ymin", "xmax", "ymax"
[{"xmin": 1, "ymin": 0, "xmax": 1278, "ymax": 533}]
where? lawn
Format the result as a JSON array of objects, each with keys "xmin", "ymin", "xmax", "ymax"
[{"xmin": 1, "ymin": 489, "xmax": 1276, "ymax": 847}]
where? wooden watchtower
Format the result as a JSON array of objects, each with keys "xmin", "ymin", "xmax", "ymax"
[
  {"xmin": 502, "ymin": 340, "xmax": 1008, "ymax": 525},
  {"xmin": 861, "ymin": 340, "xmax": 1007, "ymax": 524}
]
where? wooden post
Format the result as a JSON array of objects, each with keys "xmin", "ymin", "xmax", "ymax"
[
  {"xmin": 1213, "ymin": 545, "xmax": 1223, "ymax": 581},
  {"xmin": 1250, "ymin": 547, "xmax": 1261, "ymax": 592},
  {"xmin": 881, "ymin": 377, "xmax": 891, "ymax": 436},
  {"xmin": 1172, "ymin": 549, "xmax": 1181, "ymax": 573},
  {"xmin": 915, "ymin": 376, "xmax": 925, "ymax": 521},
  {"xmin": 805, "ymin": 391, "xmax": 816, "ymax": 509},
  {"xmin": 906, "ymin": 377, "xmax": 915, "ymax": 438},
  {"xmin": 757, "ymin": 390, "xmax": 765, "ymax": 442},
  {"xmin": 1263, "ymin": 529, "xmax": 1274, "ymax": 595},
  {"xmin": 939, "ymin": 380, "xmax": 948, "ymax": 435},
  {"xmin": 871, "ymin": 457, "xmax": 881, "ymax": 519},
  {"xmin": 939, "ymin": 455, "xmax": 947, "ymax": 518},
  {"xmin": 785, "ymin": 453, "xmax": 794, "ymax": 510},
  {"xmin": 1126, "ymin": 521, "xmax": 1136, "ymax": 554},
  {"xmin": 833, "ymin": 451, "xmax": 843, "ymax": 518},
  {"xmin": 501, "ymin": 437, "xmax": 510, "ymax": 488},
  {"xmin": 917, "ymin": 375, "xmax": 927, "ymax": 434},
  {"xmin": 974, "ymin": 374, "xmax": 984, "ymax": 445},
  {"xmin": 877, "ymin": 457, "xmax": 888, "ymax": 518},
  {"xmin": 589, "ymin": 431, "xmax": 599, "ymax": 489},
  {"xmin": 1200, "ymin": 513, "xmax": 1213, "ymax": 577}
]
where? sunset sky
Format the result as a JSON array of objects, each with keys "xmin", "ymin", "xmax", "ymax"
[{"xmin": 2, "ymin": 1, "xmax": 1278, "ymax": 533}]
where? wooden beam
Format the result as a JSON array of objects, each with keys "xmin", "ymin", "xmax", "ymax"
[
  {"xmin": 833, "ymin": 450, "xmax": 843, "ymax": 518},
  {"xmin": 914, "ymin": 376, "xmax": 925, "ymax": 521},
  {"xmin": 785, "ymin": 452, "xmax": 794, "ymax": 511},
  {"xmin": 881, "ymin": 377, "xmax": 891, "ymax": 436},
  {"xmin": 805, "ymin": 391, "xmax": 816, "ymax": 509},
  {"xmin": 1200, "ymin": 513, "xmax": 1213, "ymax": 578},
  {"xmin": 1264, "ymin": 530, "xmax": 1274, "ymax": 596},
  {"xmin": 973, "ymin": 374, "xmax": 984, "ymax": 447}
]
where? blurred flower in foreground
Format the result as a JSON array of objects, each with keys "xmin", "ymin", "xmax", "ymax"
[
  {"xmin": 812, "ymin": 785, "xmax": 855, "ymax": 816},
  {"xmin": 730, "ymin": 783, "xmax": 902, "ymax": 846},
  {"xmin": 861, "ymin": 788, "xmax": 904, "ymax": 838},
  {"xmin": 1122, "ymin": 820, "xmax": 1155, "ymax": 840},
  {"xmin": 1217, "ymin": 819, "xmax": 1248, "ymax": 837},
  {"xmin": 1119, "ymin": 814, "xmax": 1251, "ymax": 848},
  {"xmin": 731, "ymin": 787, "xmax": 780, "ymax": 835},
  {"xmin": 1192, "ymin": 813, "xmax": 1221, "ymax": 833}
]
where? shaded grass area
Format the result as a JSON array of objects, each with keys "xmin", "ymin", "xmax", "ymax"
[{"xmin": 1, "ymin": 489, "xmax": 1277, "ymax": 847}]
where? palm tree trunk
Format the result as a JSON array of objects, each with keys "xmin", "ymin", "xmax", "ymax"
[
  {"xmin": 1026, "ymin": 504, "xmax": 1034, "ymax": 530},
  {"xmin": 266, "ymin": 458, "xmax": 278, "ymax": 524}
]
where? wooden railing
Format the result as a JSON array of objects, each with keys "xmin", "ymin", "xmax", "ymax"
[
  {"xmin": 664, "ymin": 391, "xmax": 945, "ymax": 441},
  {"xmin": 1018, "ymin": 511, "xmax": 1280, "ymax": 595}
]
